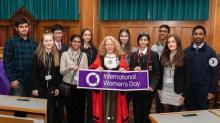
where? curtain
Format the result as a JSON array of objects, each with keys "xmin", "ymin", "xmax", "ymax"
[
  {"xmin": 100, "ymin": 0, "xmax": 209, "ymax": 21},
  {"xmin": 0, "ymin": 0, "xmax": 78, "ymax": 20}
]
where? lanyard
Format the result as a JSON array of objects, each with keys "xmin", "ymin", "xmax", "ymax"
[
  {"xmin": 169, "ymin": 64, "xmax": 175, "ymax": 78},
  {"xmin": 46, "ymin": 54, "xmax": 52, "ymax": 88},
  {"xmin": 47, "ymin": 54, "xmax": 52, "ymax": 75}
]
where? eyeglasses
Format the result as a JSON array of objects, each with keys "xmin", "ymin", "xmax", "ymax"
[
  {"xmin": 53, "ymin": 31, "xmax": 63, "ymax": 35},
  {"xmin": 72, "ymin": 40, "xmax": 81, "ymax": 43},
  {"xmin": 159, "ymin": 30, "xmax": 168, "ymax": 33}
]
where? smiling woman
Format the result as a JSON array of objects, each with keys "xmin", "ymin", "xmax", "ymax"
[
  {"xmin": 129, "ymin": 32, "xmax": 160, "ymax": 123},
  {"xmin": 59, "ymin": 34, "xmax": 88, "ymax": 123},
  {"xmin": 43, "ymin": 33, "xmax": 54, "ymax": 53},
  {"xmin": 31, "ymin": 32, "xmax": 61, "ymax": 123},
  {"xmin": 89, "ymin": 36, "xmax": 129, "ymax": 123}
]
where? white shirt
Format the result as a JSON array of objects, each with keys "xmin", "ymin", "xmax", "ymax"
[
  {"xmin": 138, "ymin": 47, "xmax": 148, "ymax": 55},
  {"xmin": 193, "ymin": 42, "xmax": 204, "ymax": 49}
]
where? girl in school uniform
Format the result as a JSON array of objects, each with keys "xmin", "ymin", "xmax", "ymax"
[
  {"xmin": 80, "ymin": 28, "xmax": 97, "ymax": 123},
  {"xmin": 129, "ymin": 32, "xmax": 160, "ymax": 123},
  {"xmin": 118, "ymin": 28, "xmax": 137, "ymax": 64}
]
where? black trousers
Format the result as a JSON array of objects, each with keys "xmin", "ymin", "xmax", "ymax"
[
  {"xmin": 130, "ymin": 91, "xmax": 155, "ymax": 123},
  {"xmin": 162, "ymin": 104, "xmax": 182, "ymax": 113},
  {"xmin": 186, "ymin": 86, "xmax": 209, "ymax": 110},
  {"xmin": 155, "ymin": 92, "xmax": 163, "ymax": 113},
  {"xmin": 85, "ymin": 90, "xmax": 94, "ymax": 123},
  {"xmin": 56, "ymin": 95, "xmax": 65, "ymax": 123},
  {"xmin": 64, "ymin": 85, "xmax": 86, "ymax": 123},
  {"xmin": 37, "ymin": 90, "xmax": 58, "ymax": 123},
  {"xmin": 47, "ymin": 93, "xmax": 58, "ymax": 123}
]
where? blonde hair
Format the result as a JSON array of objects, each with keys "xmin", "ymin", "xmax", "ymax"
[
  {"xmin": 35, "ymin": 32, "xmax": 60, "ymax": 67},
  {"xmin": 98, "ymin": 36, "xmax": 124, "ymax": 57}
]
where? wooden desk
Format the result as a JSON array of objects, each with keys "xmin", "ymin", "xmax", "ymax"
[
  {"xmin": 209, "ymin": 109, "xmax": 220, "ymax": 117},
  {"xmin": 0, "ymin": 95, "xmax": 47, "ymax": 123},
  {"xmin": 150, "ymin": 110, "xmax": 220, "ymax": 123}
]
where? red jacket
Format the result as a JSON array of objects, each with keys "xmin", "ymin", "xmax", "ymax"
[{"xmin": 90, "ymin": 55, "xmax": 129, "ymax": 123}]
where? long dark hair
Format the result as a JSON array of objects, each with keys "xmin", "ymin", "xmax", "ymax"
[
  {"xmin": 118, "ymin": 28, "xmax": 132, "ymax": 56},
  {"xmin": 160, "ymin": 34, "xmax": 184, "ymax": 67},
  {"xmin": 80, "ymin": 28, "xmax": 94, "ymax": 49}
]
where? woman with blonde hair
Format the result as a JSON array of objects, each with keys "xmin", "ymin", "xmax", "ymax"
[
  {"xmin": 32, "ymin": 32, "xmax": 61, "ymax": 123},
  {"xmin": 90, "ymin": 36, "xmax": 129, "ymax": 123}
]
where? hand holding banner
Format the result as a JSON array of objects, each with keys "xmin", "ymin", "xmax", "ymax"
[{"xmin": 77, "ymin": 69, "xmax": 149, "ymax": 91}]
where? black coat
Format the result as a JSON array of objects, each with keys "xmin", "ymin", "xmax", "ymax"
[
  {"xmin": 81, "ymin": 45, "xmax": 97, "ymax": 66},
  {"xmin": 60, "ymin": 43, "xmax": 68, "ymax": 53},
  {"xmin": 129, "ymin": 50, "xmax": 160, "ymax": 90},
  {"xmin": 184, "ymin": 43, "xmax": 219, "ymax": 93},
  {"xmin": 158, "ymin": 56, "xmax": 191, "ymax": 97},
  {"xmin": 31, "ymin": 53, "xmax": 62, "ymax": 98}
]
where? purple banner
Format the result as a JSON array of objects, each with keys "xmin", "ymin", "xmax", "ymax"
[
  {"xmin": 0, "ymin": 60, "xmax": 10, "ymax": 95},
  {"xmin": 77, "ymin": 69, "xmax": 149, "ymax": 91}
]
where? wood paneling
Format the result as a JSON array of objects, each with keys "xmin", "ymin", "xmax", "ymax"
[
  {"xmin": 35, "ymin": 21, "xmax": 80, "ymax": 45},
  {"xmin": 180, "ymin": 27, "xmax": 193, "ymax": 48},
  {"xmin": 0, "ymin": 26, "xmax": 8, "ymax": 47},
  {"xmin": 0, "ymin": 20, "xmax": 79, "ymax": 59},
  {"xmin": 212, "ymin": 0, "xmax": 220, "ymax": 55},
  {"xmin": 99, "ymin": 21, "xmax": 209, "ymax": 49},
  {"xmin": 80, "ymin": 0, "xmax": 99, "ymax": 46}
]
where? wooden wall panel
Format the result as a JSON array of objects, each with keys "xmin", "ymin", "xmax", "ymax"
[
  {"xmin": 212, "ymin": 0, "xmax": 220, "ymax": 55},
  {"xmin": 35, "ymin": 21, "xmax": 80, "ymax": 45},
  {"xmin": 98, "ymin": 21, "xmax": 210, "ymax": 49},
  {"xmin": 100, "ymin": 25, "xmax": 149, "ymax": 47},
  {"xmin": 0, "ymin": 27, "xmax": 8, "ymax": 47},
  {"xmin": 0, "ymin": 20, "xmax": 79, "ymax": 59},
  {"xmin": 180, "ymin": 27, "xmax": 193, "ymax": 49},
  {"xmin": 151, "ymin": 27, "xmax": 176, "ymax": 46},
  {"xmin": 0, "ymin": 24, "xmax": 10, "ymax": 58},
  {"xmin": 81, "ymin": 0, "xmax": 98, "ymax": 46}
]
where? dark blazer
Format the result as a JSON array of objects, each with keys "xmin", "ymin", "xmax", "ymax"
[
  {"xmin": 129, "ymin": 50, "xmax": 160, "ymax": 90},
  {"xmin": 61, "ymin": 43, "xmax": 68, "ymax": 53},
  {"xmin": 31, "ymin": 53, "xmax": 62, "ymax": 98},
  {"xmin": 158, "ymin": 56, "xmax": 191, "ymax": 97},
  {"xmin": 81, "ymin": 45, "xmax": 97, "ymax": 66}
]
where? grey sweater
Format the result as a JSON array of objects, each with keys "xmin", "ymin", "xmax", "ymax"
[{"xmin": 60, "ymin": 48, "xmax": 88, "ymax": 85}]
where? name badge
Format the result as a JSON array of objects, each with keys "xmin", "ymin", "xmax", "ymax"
[
  {"xmin": 148, "ymin": 65, "xmax": 153, "ymax": 71},
  {"xmin": 45, "ymin": 75, "xmax": 52, "ymax": 81},
  {"xmin": 164, "ymin": 78, "xmax": 173, "ymax": 84},
  {"xmin": 74, "ymin": 75, "xmax": 78, "ymax": 81}
]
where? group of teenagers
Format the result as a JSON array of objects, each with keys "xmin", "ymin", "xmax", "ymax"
[{"xmin": 3, "ymin": 17, "xmax": 219, "ymax": 123}]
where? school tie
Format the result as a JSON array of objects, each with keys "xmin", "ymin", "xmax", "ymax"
[
  {"xmin": 58, "ymin": 43, "xmax": 62, "ymax": 51},
  {"xmin": 139, "ymin": 53, "xmax": 144, "ymax": 59}
]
